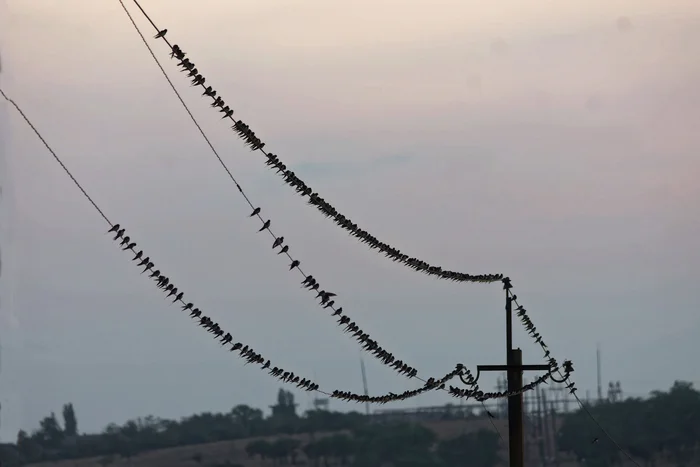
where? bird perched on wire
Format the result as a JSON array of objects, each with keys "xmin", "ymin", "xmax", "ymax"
[{"xmin": 154, "ymin": 29, "xmax": 167, "ymax": 39}]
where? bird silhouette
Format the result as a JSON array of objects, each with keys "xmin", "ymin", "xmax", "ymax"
[
  {"xmin": 154, "ymin": 29, "xmax": 167, "ymax": 39},
  {"xmin": 301, "ymin": 276, "xmax": 314, "ymax": 286},
  {"xmin": 249, "ymin": 207, "xmax": 261, "ymax": 217},
  {"xmin": 170, "ymin": 45, "xmax": 184, "ymax": 59},
  {"xmin": 259, "ymin": 220, "xmax": 271, "ymax": 232}
]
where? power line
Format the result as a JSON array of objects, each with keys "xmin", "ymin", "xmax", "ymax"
[
  {"xmin": 117, "ymin": 0, "xmax": 556, "ymax": 409},
  {"xmin": 0, "ymin": 87, "xmax": 471, "ymax": 406},
  {"xmin": 118, "ymin": 4, "xmax": 640, "ymax": 461},
  {"xmin": 571, "ymin": 391, "xmax": 641, "ymax": 467},
  {"xmin": 482, "ymin": 401, "xmax": 505, "ymax": 444},
  {"xmin": 117, "ymin": 0, "xmax": 565, "ymax": 407},
  {"xmin": 116, "ymin": 0, "xmax": 425, "ymax": 382},
  {"xmin": 128, "ymin": 0, "xmax": 502, "ymax": 286}
]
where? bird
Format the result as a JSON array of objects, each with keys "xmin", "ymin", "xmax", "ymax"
[
  {"xmin": 170, "ymin": 45, "xmax": 184, "ymax": 59},
  {"xmin": 249, "ymin": 207, "xmax": 261, "ymax": 217},
  {"xmin": 278, "ymin": 246, "xmax": 289, "ymax": 255},
  {"xmin": 289, "ymin": 260, "xmax": 300, "ymax": 270},
  {"xmin": 272, "ymin": 237, "xmax": 284, "ymax": 249},
  {"xmin": 132, "ymin": 250, "xmax": 143, "ymax": 261},
  {"xmin": 107, "ymin": 224, "xmax": 120, "ymax": 234},
  {"xmin": 301, "ymin": 276, "xmax": 314, "ymax": 286},
  {"xmin": 154, "ymin": 29, "xmax": 167, "ymax": 39},
  {"xmin": 259, "ymin": 220, "xmax": 271, "ymax": 232}
]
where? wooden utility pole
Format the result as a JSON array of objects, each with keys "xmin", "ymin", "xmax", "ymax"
[{"xmin": 476, "ymin": 283, "xmax": 550, "ymax": 467}]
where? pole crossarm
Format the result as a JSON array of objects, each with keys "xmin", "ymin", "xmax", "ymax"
[{"xmin": 478, "ymin": 364, "xmax": 551, "ymax": 373}]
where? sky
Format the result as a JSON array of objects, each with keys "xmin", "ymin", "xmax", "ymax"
[{"xmin": 1, "ymin": 0, "xmax": 699, "ymax": 440}]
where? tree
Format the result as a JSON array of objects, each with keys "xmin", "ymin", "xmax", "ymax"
[
  {"xmin": 231, "ymin": 404, "xmax": 264, "ymax": 436},
  {"xmin": 36, "ymin": 411, "xmax": 64, "ymax": 449},
  {"xmin": 246, "ymin": 439, "xmax": 272, "ymax": 461},
  {"xmin": 16, "ymin": 429, "xmax": 43, "ymax": 463},
  {"xmin": 270, "ymin": 438, "xmax": 301, "ymax": 465},
  {"xmin": 327, "ymin": 434, "xmax": 354, "ymax": 466},
  {"xmin": 62, "ymin": 402, "xmax": 78, "ymax": 436}
]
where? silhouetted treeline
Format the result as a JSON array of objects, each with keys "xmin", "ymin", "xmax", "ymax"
[{"xmin": 0, "ymin": 382, "xmax": 698, "ymax": 467}]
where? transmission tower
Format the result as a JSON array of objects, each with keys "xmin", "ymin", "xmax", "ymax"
[{"xmin": 359, "ymin": 356, "xmax": 370, "ymax": 416}]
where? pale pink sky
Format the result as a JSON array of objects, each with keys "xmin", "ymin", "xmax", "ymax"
[{"xmin": 1, "ymin": 0, "xmax": 699, "ymax": 437}]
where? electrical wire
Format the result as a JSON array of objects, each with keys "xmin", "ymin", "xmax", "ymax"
[
  {"xmin": 119, "ymin": 3, "xmax": 646, "ymax": 458},
  {"xmin": 116, "ymin": 0, "xmax": 423, "ymax": 381},
  {"xmin": 0, "ymin": 86, "xmax": 471, "ymax": 406},
  {"xmin": 118, "ymin": 0, "xmax": 561, "ymax": 405},
  {"xmin": 482, "ymin": 401, "xmax": 505, "ymax": 444},
  {"xmin": 128, "ymin": 0, "xmax": 503, "ymax": 286}
]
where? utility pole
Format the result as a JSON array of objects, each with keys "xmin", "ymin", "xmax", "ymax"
[{"xmin": 472, "ymin": 281, "xmax": 550, "ymax": 467}]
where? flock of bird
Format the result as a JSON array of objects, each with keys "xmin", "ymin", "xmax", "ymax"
[
  {"xmin": 118, "ymin": 11, "xmax": 431, "ymax": 383},
  {"xmin": 106, "ymin": 222, "xmax": 327, "ymax": 394},
  {"xmin": 124, "ymin": 0, "xmax": 574, "ymax": 404},
  {"xmin": 332, "ymin": 364, "xmax": 467, "ymax": 404},
  {"xmin": 0, "ymin": 0, "xmax": 578, "ymax": 413},
  {"xmin": 503, "ymin": 278, "xmax": 578, "ymax": 396},
  {"xmin": 146, "ymin": 27, "xmax": 503, "ymax": 285},
  {"xmin": 448, "ymin": 360, "xmax": 575, "ymax": 401},
  {"xmin": 106, "ymin": 218, "xmax": 563, "ymax": 405},
  {"xmin": 104, "ymin": 222, "xmax": 505, "ymax": 404}
]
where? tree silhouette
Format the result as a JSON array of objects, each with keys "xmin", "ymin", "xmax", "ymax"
[
  {"xmin": 270, "ymin": 438, "xmax": 301, "ymax": 465},
  {"xmin": 6, "ymin": 382, "xmax": 700, "ymax": 467},
  {"xmin": 437, "ymin": 430, "xmax": 500, "ymax": 467},
  {"xmin": 62, "ymin": 402, "xmax": 78, "ymax": 437},
  {"xmin": 246, "ymin": 439, "xmax": 272, "ymax": 462},
  {"xmin": 231, "ymin": 404, "xmax": 264, "ymax": 436}
]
